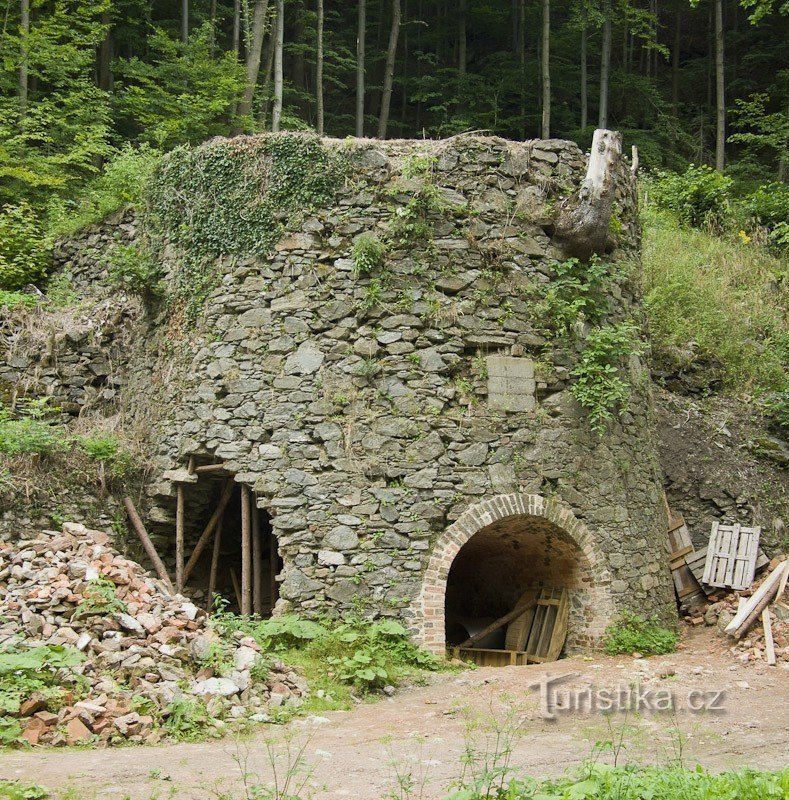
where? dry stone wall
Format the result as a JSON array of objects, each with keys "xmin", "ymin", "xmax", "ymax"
[{"xmin": 6, "ymin": 134, "xmax": 677, "ymax": 651}]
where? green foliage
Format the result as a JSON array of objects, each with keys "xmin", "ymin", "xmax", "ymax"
[
  {"xmin": 0, "ymin": 400, "xmax": 66, "ymax": 457},
  {"xmin": 145, "ymin": 134, "xmax": 345, "ymax": 319},
  {"xmin": 603, "ymin": 612, "xmax": 678, "ymax": 656},
  {"xmin": 536, "ymin": 257, "xmax": 622, "ymax": 337},
  {"xmin": 73, "ymin": 576, "xmax": 127, "ymax": 619},
  {"xmin": 212, "ymin": 603, "xmax": 328, "ymax": 652},
  {"xmin": 388, "ymin": 182, "xmax": 447, "ymax": 247},
  {"xmin": 0, "ymin": 203, "xmax": 50, "ymax": 291},
  {"xmin": 162, "ymin": 696, "xmax": 212, "ymax": 742},
  {"xmin": 649, "ymin": 165, "xmax": 733, "ymax": 230},
  {"xmin": 47, "ymin": 144, "xmax": 161, "ymax": 238},
  {"xmin": 0, "ymin": 291, "xmax": 37, "ymax": 311},
  {"xmin": 728, "ymin": 88, "xmax": 789, "ymax": 177},
  {"xmin": 737, "ymin": 182, "xmax": 789, "ymax": 252},
  {"xmin": 78, "ymin": 434, "xmax": 135, "ymax": 480},
  {"xmin": 115, "ymin": 24, "xmax": 246, "ymax": 149},
  {"xmin": 762, "ymin": 390, "xmax": 789, "ymax": 435},
  {"xmin": 104, "ymin": 243, "xmax": 163, "ymax": 301},
  {"xmin": 643, "ymin": 205, "xmax": 787, "ymax": 394},
  {"xmin": 570, "ymin": 323, "xmax": 642, "ymax": 435},
  {"xmin": 0, "ymin": 643, "xmax": 85, "ymax": 726},
  {"xmin": 352, "ymin": 234, "xmax": 388, "ymax": 276},
  {"xmin": 0, "ymin": 780, "xmax": 49, "ymax": 799}
]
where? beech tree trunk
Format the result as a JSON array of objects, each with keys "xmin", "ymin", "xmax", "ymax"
[
  {"xmin": 714, "ymin": 0, "xmax": 725, "ymax": 171},
  {"xmin": 316, "ymin": 0, "xmax": 324, "ymax": 134},
  {"xmin": 98, "ymin": 10, "xmax": 113, "ymax": 92},
  {"xmin": 672, "ymin": 6, "xmax": 681, "ymax": 115},
  {"xmin": 356, "ymin": 0, "xmax": 366, "ymax": 136},
  {"xmin": 377, "ymin": 0, "xmax": 401, "ymax": 139},
  {"xmin": 19, "ymin": 0, "xmax": 29, "ymax": 116},
  {"xmin": 272, "ymin": 0, "xmax": 284, "ymax": 132},
  {"xmin": 541, "ymin": 0, "xmax": 550, "ymax": 138},
  {"xmin": 232, "ymin": 0, "xmax": 241, "ymax": 55},
  {"xmin": 599, "ymin": 0, "xmax": 612, "ymax": 129},
  {"xmin": 554, "ymin": 129, "xmax": 623, "ymax": 261},
  {"xmin": 237, "ymin": 0, "xmax": 270, "ymax": 126},
  {"xmin": 181, "ymin": 0, "xmax": 188, "ymax": 44},
  {"xmin": 580, "ymin": 17, "xmax": 587, "ymax": 130}
]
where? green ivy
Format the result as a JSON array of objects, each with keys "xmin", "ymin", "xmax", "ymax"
[
  {"xmin": 570, "ymin": 323, "xmax": 643, "ymax": 435},
  {"xmin": 145, "ymin": 133, "xmax": 346, "ymax": 321}
]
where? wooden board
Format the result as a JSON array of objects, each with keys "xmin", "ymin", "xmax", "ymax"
[
  {"xmin": 685, "ymin": 545, "xmax": 768, "ymax": 595},
  {"xmin": 452, "ymin": 647, "xmax": 530, "ymax": 667},
  {"xmin": 667, "ymin": 518, "xmax": 693, "ymax": 557},
  {"xmin": 504, "ymin": 587, "xmax": 539, "ymax": 651},
  {"xmin": 523, "ymin": 587, "xmax": 569, "ymax": 663},
  {"xmin": 702, "ymin": 523, "xmax": 762, "ymax": 590}
]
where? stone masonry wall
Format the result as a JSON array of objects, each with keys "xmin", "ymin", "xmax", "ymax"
[{"xmin": 4, "ymin": 134, "xmax": 677, "ymax": 652}]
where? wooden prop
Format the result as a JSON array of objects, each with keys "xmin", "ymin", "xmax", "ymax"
[
  {"xmin": 252, "ymin": 499, "xmax": 262, "ymax": 616},
  {"xmin": 206, "ymin": 515, "xmax": 223, "ymax": 613},
  {"xmin": 240, "ymin": 485, "xmax": 252, "ymax": 616},
  {"xmin": 194, "ymin": 463, "xmax": 228, "ymax": 474},
  {"xmin": 175, "ymin": 484, "xmax": 185, "ymax": 593},
  {"xmin": 459, "ymin": 602, "xmax": 537, "ymax": 649},
  {"xmin": 724, "ymin": 561, "xmax": 788, "ymax": 638},
  {"xmin": 230, "ymin": 568, "xmax": 242, "ymax": 610},
  {"xmin": 123, "ymin": 497, "xmax": 174, "ymax": 593},
  {"xmin": 269, "ymin": 531, "xmax": 279, "ymax": 614},
  {"xmin": 183, "ymin": 480, "xmax": 234, "ymax": 583},
  {"xmin": 762, "ymin": 608, "xmax": 776, "ymax": 666},
  {"xmin": 524, "ymin": 588, "xmax": 569, "ymax": 663}
]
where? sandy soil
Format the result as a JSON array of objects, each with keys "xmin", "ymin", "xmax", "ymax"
[{"xmin": 2, "ymin": 627, "xmax": 787, "ymax": 800}]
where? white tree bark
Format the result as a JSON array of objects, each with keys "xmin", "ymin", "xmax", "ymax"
[
  {"xmin": 237, "ymin": 0, "xmax": 270, "ymax": 125},
  {"xmin": 356, "ymin": 0, "xmax": 366, "ymax": 136},
  {"xmin": 554, "ymin": 129, "xmax": 623, "ymax": 260},
  {"xmin": 272, "ymin": 0, "xmax": 284, "ymax": 132},
  {"xmin": 599, "ymin": 0, "xmax": 612, "ymax": 128}
]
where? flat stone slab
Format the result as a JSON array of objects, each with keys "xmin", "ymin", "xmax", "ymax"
[{"xmin": 487, "ymin": 356, "xmax": 536, "ymax": 412}]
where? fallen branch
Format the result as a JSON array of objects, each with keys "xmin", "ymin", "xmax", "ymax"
[
  {"xmin": 459, "ymin": 602, "xmax": 536, "ymax": 649},
  {"xmin": 123, "ymin": 497, "xmax": 174, "ymax": 593}
]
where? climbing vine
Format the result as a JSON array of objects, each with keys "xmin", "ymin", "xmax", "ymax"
[{"xmin": 144, "ymin": 133, "xmax": 347, "ymax": 320}]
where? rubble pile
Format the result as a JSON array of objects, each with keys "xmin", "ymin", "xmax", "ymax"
[
  {"xmin": 690, "ymin": 559, "xmax": 789, "ymax": 665},
  {"xmin": 0, "ymin": 523, "xmax": 308, "ymax": 746}
]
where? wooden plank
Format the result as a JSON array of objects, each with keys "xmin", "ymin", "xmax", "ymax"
[
  {"xmin": 269, "ymin": 531, "xmax": 278, "ymax": 615},
  {"xmin": 252, "ymin": 498, "xmax": 262, "ymax": 616},
  {"xmin": 723, "ymin": 523, "xmax": 740, "ymax": 587},
  {"xmin": 702, "ymin": 522, "xmax": 719, "ymax": 585},
  {"xmin": 206, "ymin": 515, "xmax": 223, "ymax": 613},
  {"xmin": 194, "ymin": 463, "xmax": 228, "ymax": 474},
  {"xmin": 545, "ymin": 589, "xmax": 570, "ymax": 662},
  {"xmin": 762, "ymin": 609, "xmax": 776, "ymax": 666},
  {"xmin": 506, "ymin": 606, "xmax": 536, "ymax": 651},
  {"xmin": 725, "ymin": 561, "xmax": 788, "ymax": 637}
]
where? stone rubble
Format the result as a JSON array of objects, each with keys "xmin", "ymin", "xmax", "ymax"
[{"xmin": 0, "ymin": 523, "xmax": 308, "ymax": 747}]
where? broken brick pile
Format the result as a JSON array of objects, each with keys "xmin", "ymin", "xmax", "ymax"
[{"xmin": 0, "ymin": 523, "xmax": 307, "ymax": 746}]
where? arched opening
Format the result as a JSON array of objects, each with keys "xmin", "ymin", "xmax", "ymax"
[
  {"xmin": 173, "ymin": 464, "xmax": 282, "ymax": 615},
  {"xmin": 414, "ymin": 494, "xmax": 613, "ymax": 657},
  {"xmin": 445, "ymin": 514, "xmax": 594, "ymax": 655}
]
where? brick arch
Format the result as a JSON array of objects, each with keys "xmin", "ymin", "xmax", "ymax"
[{"xmin": 413, "ymin": 493, "xmax": 614, "ymax": 654}]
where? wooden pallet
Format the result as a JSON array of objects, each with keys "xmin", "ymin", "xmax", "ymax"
[
  {"xmin": 702, "ymin": 523, "xmax": 762, "ymax": 590},
  {"xmin": 686, "ymin": 545, "xmax": 768, "ymax": 595},
  {"xmin": 451, "ymin": 647, "xmax": 530, "ymax": 667}
]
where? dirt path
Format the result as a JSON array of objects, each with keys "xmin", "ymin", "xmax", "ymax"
[{"xmin": 3, "ymin": 628, "xmax": 787, "ymax": 799}]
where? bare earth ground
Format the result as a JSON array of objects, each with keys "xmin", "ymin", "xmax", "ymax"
[{"xmin": 2, "ymin": 627, "xmax": 787, "ymax": 800}]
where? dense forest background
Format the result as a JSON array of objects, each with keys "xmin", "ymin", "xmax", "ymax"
[{"xmin": 0, "ymin": 0, "xmax": 785, "ymax": 427}]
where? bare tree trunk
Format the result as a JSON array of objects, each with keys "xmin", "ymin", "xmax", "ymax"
[
  {"xmin": 541, "ymin": 0, "xmax": 550, "ymax": 138},
  {"xmin": 272, "ymin": 0, "xmax": 284, "ymax": 132},
  {"xmin": 181, "ymin": 0, "xmax": 188, "ymax": 44},
  {"xmin": 259, "ymin": 30, "xmax": 276, "ymax": 127},
  {"xmin": 19, "ymin": 0, "xmax": 29, "ymax": 117},
  {"xmin": 599, "ymin": 0, "xmax": 612, "ymax": 129},
  {"xmin": 377, "ymin": 0, "xmax": 401, "ymax": 139},
  {"xmin": 672, "ymin": 5, "xmax": 681, "ymax": 115},
  {"xmin": 714, "ymin": 0, "xmax": 725, "ymax": 171},
  {"xmin": 356, "ymin": 0, "xmax": 366, "ymax": 136},
  {"xmin": 580, "ymin": 17, "xmax": 588, "ymax": 130},
  {"xmin": 233, "ymin": 0, "xmax": 241, "ymax": 55},
  {"xmin": 316, "ymin": 0, "xmax": 324, "ymax": 134},
  {"xmin": 518, "ymin": 0, "xmax": 526, "ymax": 138},
  {"xmin": 237, "ymin": 0, "xmax": 270, "ymax": 127},
  {"xmin": 98, "ymin": 10, "xmax": 113, "ymax": 92},
  {"xmin": 458, "ymin": 0, "xmax": 467, "ymax": 75}
]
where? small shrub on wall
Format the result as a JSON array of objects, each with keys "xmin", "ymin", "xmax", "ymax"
[{"xmin": 0, "ymin": 203, "xmax": 49, "ymax": 291}]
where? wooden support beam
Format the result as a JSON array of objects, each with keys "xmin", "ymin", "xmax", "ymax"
[
  {"xmin": 230, "ymin": 568, "xmax": 242, "ymax": 610},
  {"xmin": 459, "ymin": 602, "xmax": 536, "ymax": 649},
  {"xmin": 241, "ymin": 485, "xmax": 252, "ymax": 616},
  {"xmin": 724, "ymin": 561, "xmax": 788, "ymax": 638},
  {"xmin": 252, "ymin": 498, "xmax": 262, "ymax": 616},
  {"xmin": 194, "ymin": 463, "xmax": 228, "ymax": 474},
  {"xmin": 123, "ymin": 497, "xmax": 174, "ymax": 593},
  {"xmin": 206, "ymin": 515, "xmax": 223, "ymax": 613},
  {"xmin": 269, "ymin": 531, "xmax": 278, "ymax": 615},
  {"xmin": 762, "ymin": 608, "xmax": 776, "ymax": 666},
  {"xmin": 175, "ymin": 483, "xmax": 185, "ymax": 593},
  {"xmin": 183, "ymin": 480, "xmax": 234, "ymax": 583}
]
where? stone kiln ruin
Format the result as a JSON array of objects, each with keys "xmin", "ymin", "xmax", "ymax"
[{"xmin": 9, "ymin": 133, "xmax": 677, "ymax": 657}]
